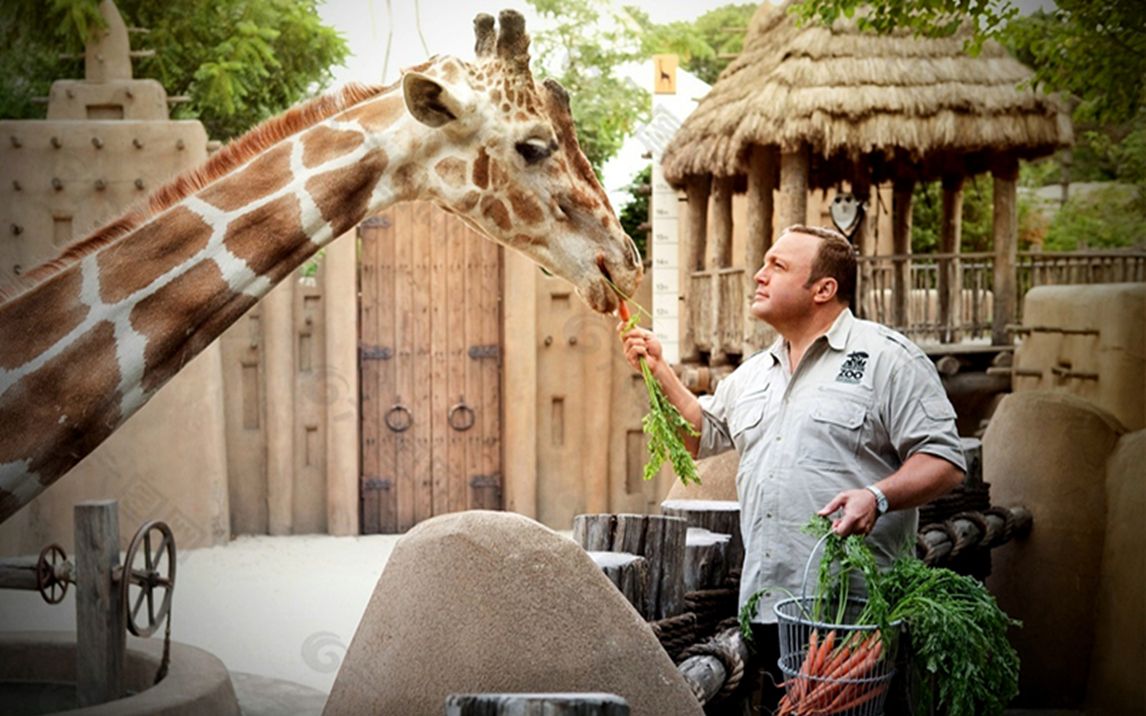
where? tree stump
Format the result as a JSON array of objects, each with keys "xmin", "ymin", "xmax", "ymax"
[
  {"xmin": 683, "ymin": 528, "xmax": 730, "ymax": 593},
  {"xmin": 446, "ymin": 693, "xmax": 630, "ymax": 715},
  {"xmin": 586, "ymin": 551, "xmax": 647, "ymax": 615},
  {"xmin": 677, "ymin": 626, "xmax": 749, "ymax": 706},
  {"xmin": 573, "ymin": 514, "xmax": 686, "ymax": 620},
  {"xmin": 660, "ymin": 500, "xmax": 743, "ymax": 573}
]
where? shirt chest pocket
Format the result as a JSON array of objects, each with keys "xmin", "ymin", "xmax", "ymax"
[
  {"xmin": 729, "ymin": 388, "xmax": 770, "ymax": 450},
  {"xmin": 800, "ymin": 399, "xmax": 867, "ymax": 468}
]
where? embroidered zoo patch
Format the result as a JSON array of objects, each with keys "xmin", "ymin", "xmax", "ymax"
[{"xmin": 836, "ymin": 351, "xmax": 869, "ymax": 384}]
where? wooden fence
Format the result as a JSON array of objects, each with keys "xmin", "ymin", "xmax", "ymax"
[{"xmin": 856, "ymin": 250, "xmax": 1146, "ymax": 343}]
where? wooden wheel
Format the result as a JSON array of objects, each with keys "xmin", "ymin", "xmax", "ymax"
[
  {"xmin": 121, "ymin": 521, "xmax": 176, "ymax": 637},
  {"xmin": 36, "ymin": 543, "xmax": 69, "ymax": 605}
]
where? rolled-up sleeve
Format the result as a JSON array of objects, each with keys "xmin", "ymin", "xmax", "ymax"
[
  {"xmin": 696, "ymin": 380, "xmax": 735, "ymax": 459},
  {"xmin": 883, "ymin": 355, "xmax": 967, "ymax": 472}
]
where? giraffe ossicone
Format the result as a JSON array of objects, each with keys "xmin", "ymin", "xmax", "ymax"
[{"xmin": 0, "ymin": 9, "xmax": 642, "ymax": 524}]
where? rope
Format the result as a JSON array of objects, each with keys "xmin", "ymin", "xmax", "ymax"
[{"xmin": 678, "ymin": 630, "xmax": 746, "ymax": 702}]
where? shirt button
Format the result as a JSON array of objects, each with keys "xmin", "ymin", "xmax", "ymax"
[
  {"xmin": 766, "ymin": 512, "xmax": 773, "ymax": 519},
  {"xmin": 775, "ymin": 436, "xmax": 782, "ymax": 443}
]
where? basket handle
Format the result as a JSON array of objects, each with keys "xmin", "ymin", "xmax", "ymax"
[{"xmin": 800, "ymin": 532, "xmax": 834, "ymax": 601}]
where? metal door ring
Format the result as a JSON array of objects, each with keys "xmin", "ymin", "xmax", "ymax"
[
  {"xmin": 448, "ymin": 403, "xmax": 476, "ymax": 432},
  {"xmin": 385, "ymin": 405, "xmax": 413, "ymax": 433}
]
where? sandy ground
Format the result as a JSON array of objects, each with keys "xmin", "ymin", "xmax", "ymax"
[{"xmin": 0, "ymin": 533, "xmax": 403, "ymax": 695}]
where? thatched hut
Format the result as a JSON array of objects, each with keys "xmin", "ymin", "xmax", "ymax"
[{"xmin": 662, "ymin": 0, "xmax": 1072, "ymax": 354}]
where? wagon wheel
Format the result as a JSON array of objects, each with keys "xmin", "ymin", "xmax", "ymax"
[
  {"xmin": 36, "ymin": 543, "xmax": 69, "ymax": 605},
  {"xmin": 121, "ymin": 521, "xmax": 176, "ymax": 637}
]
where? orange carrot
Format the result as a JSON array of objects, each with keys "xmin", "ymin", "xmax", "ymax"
[{"xmin": 618, "ymin": 299, "xmax": 631, "ymax": 322}]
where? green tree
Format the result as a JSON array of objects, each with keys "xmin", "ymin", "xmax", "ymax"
[
  {"xmin": 630, "ymin": 3, "xmax": 757, "ymax": 85},
  {"xmin": 618, "ymin": 165, "xmax": 651, "ymax": 258},
  {"xmin": 526, "ymin": 0, "xmax": 649, "ymax": 176},
  {"xmin": 0, "ymin": 0, "xmax": 348, "ymax": 140}
]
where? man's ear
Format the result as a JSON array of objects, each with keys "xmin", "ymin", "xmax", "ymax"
[
  {"xmin": 813, "ymin": 277, "xmax": 839, "ymax": 304},
  {"xmin": 403, "ymin": 72, "xmax": 468, "ymax": 128}
]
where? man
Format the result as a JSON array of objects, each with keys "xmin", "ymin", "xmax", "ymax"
[{"xmin": 619, "ymin": 225, "xmax": 965, "ymax": 709}]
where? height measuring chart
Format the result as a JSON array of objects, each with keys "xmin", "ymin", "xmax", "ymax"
[{"xmin": 635, "ymin": 55, "xmax": 684, "ymax": 365}]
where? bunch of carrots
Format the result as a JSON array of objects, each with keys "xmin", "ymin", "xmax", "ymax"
[
  {"xmin": 617, "ymin": 299, "xmax": 700, "ymax": 486},
  {"xmin": 777, "ymin": 628, "xmax": 889, "ymax": 716}
]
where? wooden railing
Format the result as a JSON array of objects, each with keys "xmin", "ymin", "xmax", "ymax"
[{"xmin": 855, "ymin": 251, "xmax": 1146, "ymax": 343}]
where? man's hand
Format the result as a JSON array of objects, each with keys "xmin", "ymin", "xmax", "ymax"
[
  {"xmin": 618, "ymin": 323, "xmax": 667, "ymax": 377},
  {"xmin": 818, "ymin": 489, "xmax": 879, "ymax": 536}
]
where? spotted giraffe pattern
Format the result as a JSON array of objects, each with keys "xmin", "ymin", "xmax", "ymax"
[{"xmin": 0, "ymin": 10, "xmax": 642, "ymax": 523}]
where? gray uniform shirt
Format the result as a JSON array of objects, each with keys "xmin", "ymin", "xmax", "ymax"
[{"xmin": 696, "ymin": 309, "xmax": 966, "ymax": 623}]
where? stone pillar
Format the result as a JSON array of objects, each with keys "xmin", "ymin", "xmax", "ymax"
[
  {"xmin": 939, "ymin": 174, "xmax": 965, "ymax": 343},
  {"xmin": 892, "ymin": 177, "xmax": 915, "ymax": 330},
  {"xmin": 777, "ymin": 144, "xmax": 809, "ymax": 232},
  {"xmin": 992, "ymin": 157, "xmax": 1019, "ymax": 345}
]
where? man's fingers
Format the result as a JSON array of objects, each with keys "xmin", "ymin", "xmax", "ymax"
[{"xmin": 818, "ymin": 494, "xmax": 845, "ymax": 516}]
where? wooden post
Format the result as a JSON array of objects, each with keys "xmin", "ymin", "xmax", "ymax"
[
  {"xmin": 852, "ymin": 169, "xmax": 874, "ymax": 319},
  {"xmin": 939, "ymin": 175, "xmax": 964, "ymax": 343},
  {"xmin": 682, "ymin": 176, "xmax": 711, "ymax": 362},
  {"xmin": 503, "ymin": 250, "xmax": 538, "ymax": 518},
  {"xmin": 992, "ymin": 158, "xmax": 1019, "ymax": 346},
  {"xmin": 264, "ymin": 277, "xmax": 295, "ymax": 535},
  {"xmin": 744, "ymin": 145, "xmax": 776, "ymax": 353},
  {"xmin": 573, "ymin": 514, "xmax": 687, "ymax": 620},
  {"xmin": 683, "ymin": 528, "xmax": 730, "ymax": 593},
  {"xmin": 587, "ymin": 551, "xmax": 647, "ymax": 614},
  {"xmin": 75, "ymin": 500, "xmax": 125, "ymax": 708},
  {"xmin": 892, "ymin": 177, "xmax": 915, "ymax": 331},
  {"xmin": 660, "ymin": 499, "xmax": 743, "ymax": 573},
  {"xmin": 446, "ymin": 693, "xmax": 630, "ymax": 715},
  {"xmin": 677, "ymin": 627, "xmax": 749, "ymax": 706},
  {"xmin": 710, "ymin": 176, "xmax": 735, "ymax": 364},
  {"xmin": 777, "ymin": 145, "xmax": 809, "ymax": 232}
]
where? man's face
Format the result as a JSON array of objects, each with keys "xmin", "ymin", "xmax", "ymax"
[{"xmin": 750, "ymin": 232, "xmax": 820, "ymax": 326}]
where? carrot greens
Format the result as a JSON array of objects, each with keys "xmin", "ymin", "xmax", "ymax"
[{"xmin": 618, "ymin": 299, "xmax": 700, "ymax": 487}]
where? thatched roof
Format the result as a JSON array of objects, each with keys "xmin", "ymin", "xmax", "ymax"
[{"xmin": 662, "ymin": 1, "xmax": 1073, "ymax": 187}]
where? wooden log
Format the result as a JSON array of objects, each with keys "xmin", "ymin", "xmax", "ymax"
[
  {"xmin": 959, "ymin": 437, "xmax": 982, "ymax": 486},
  {"xmin": 717, "ymin": 268, "xmax": 746, "ymax": 359},
  {"xmin": 992, "ymin": 158, "xmax": 1019, "ymax": 346},
  {"xmin": 75, "ymin": 500, "xmax": 125, "ymax": 707},
  {"xmin": 587, "ymin": 551, "xmax": 647, "ymax": 615},
  {"xmin": 744, "ymin": 145, "xmax": 776, "ymax": 354},
  {"xmin": 446, "ymin": 693, "xmax": 630, "ymax": 715},
  {"xmin": 689, "ymin": 272, "xmax": 714, "ymax": 353},
  {"xmin": 684, "ymin": 528, "xmax": 730, "ymax": 593},
  {"xmin": 892, "ymin": 177, "xmax": 914, "ymax": 331},
  {"xmin": 677, "ymin": 626, "xmax": 749, "ymax": 706},
  {"xmin": 711, "ymin": 176, "xmax": 734, "ymax": 269},
  {"xmin": 0, "ymin": 557, "xmax": 40, "ymax": 590},
  {"xmin": 682, "ymin": 176, "xmax": 711, "ymax": 362},
  {"xmin": 660, "ymin": 499, "xmax": 743, "ymax": 574},
  {"xmin": 778, "ymin": 145, "xmax": 809, "ymax": 231},
  {"xmin": 939, "ymin": 174, "xmax": 964, "ymax": 343},
  {"xmin": 573, "ymin": 514, "xmax": 687, "ymax": 620}
]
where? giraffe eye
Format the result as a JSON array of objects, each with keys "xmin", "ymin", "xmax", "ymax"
[{"xmin": 515, "ymin": 138, "xmax": 552, "ymax": 165}]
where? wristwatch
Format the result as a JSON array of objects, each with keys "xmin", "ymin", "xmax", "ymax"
[{"xmin": 866, "ymin": 485, "xmax": 889, "ymax": 515}]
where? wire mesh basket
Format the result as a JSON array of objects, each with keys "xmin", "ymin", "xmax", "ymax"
[{"xmin": 772, "ymin": 534, "xmax": 900, "ymax": 716}]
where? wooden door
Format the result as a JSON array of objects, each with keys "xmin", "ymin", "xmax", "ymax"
[{"xmin": 358, "ymin": 202, "xmax": 503, "ymax": 533}]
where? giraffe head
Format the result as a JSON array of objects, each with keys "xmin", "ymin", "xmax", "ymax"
[{"xmin": 398, "ymin": 10, "xmax": 642, "ymax": 313}]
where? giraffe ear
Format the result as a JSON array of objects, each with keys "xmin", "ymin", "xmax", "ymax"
[{"xmin": 403, "ymin": 72, "xmax": 467, "ymax": 128}]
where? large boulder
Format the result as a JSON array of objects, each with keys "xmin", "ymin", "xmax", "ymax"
[
  {"xmin": 663, "ymin": 450, "xmax": 739, "ymax": 502},
  {"xmin": 1086, "ymin": 429, "xmax": 1145, "ymax": 715},
  {"xmin": 984, "ymin": 391, "xmax": 1125, "ymax": 709},
  {"xmin": 322, "ymin": 511, "xmax": 702, "ymax": 716}
]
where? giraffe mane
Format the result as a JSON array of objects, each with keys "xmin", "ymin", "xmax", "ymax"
[{"xmin": 0, "ymin": 81, "xmax": 389, "ymax": 305}]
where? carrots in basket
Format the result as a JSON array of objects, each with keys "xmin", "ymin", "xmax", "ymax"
[{"xmin": 777, "ymin": 630, "xmax": 889, "ymax": 716}]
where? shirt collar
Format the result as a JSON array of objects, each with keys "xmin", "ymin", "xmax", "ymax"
[{"xmin": 765, "ymin": 307, "xmax": 854, "ymax": 366}]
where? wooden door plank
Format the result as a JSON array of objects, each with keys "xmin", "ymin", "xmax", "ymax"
[
  {"xmin": 477, "ymin": 237, "xmax": 502, "ymax": 510},
  {"xmin": 394, "ymin": 202, "xmax": 416, "ymax": 531},
  {"xmin": 411, "ymin": 202, "xmax": 433, "ymax": 525},
  {"xmin": 446, "ymin": 210, "xmax": 468, "ymax": 514},
  {"xmin": 376, "ymin": 211, "xmax": 399, "ymax": 533},
  {"xmin": 429, "ymin": 206, "xmax": 450, "ymax": 517},
  {"xmin": 463, "ymin": 225, "xmax": 484, "ymax": 510},
  {"xmin": 358, "ymin": 220, "xmax": 379, "ymax": 534}
]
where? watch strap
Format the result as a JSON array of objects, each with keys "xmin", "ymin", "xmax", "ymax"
[{"xmin": 866, "ymin": 484, "xmax": 889, "ymax": 515}]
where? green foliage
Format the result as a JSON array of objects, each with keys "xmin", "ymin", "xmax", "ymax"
[
  {"xmin": 618, "ymin": 165, "xmax": 651, "ymax": 258},
  {"xmin": 1043, "ymin": 185, "xmax": 1146, "ymax": 251},
  {"xmin": 526, "ymin": 0, "xmax": 649, "ymax": 175},
  {"xmin": 630, "ymin": 3, "xmax": 758, "ymax": 85},
  {"xmin": 0, "ymin": 0, "xmax": 349, "ymax": 140},
  {"xmin": 910, "ymin": 178, "xmax": 997, "ymax": 254}
]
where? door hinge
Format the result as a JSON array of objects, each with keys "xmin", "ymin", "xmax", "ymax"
[
  {"xmin": 362, "ymin": 477, "xmax": 392, "ymax": 492},
  {"xmin": 359, "ymin": 345, "xmax": 392, "ymax": 361},
  {"xmin": 469, "ymin": 474, "xmax": 501, "ymax": 489},
  {"xmin": 468, "ymin": 344, "xmax": 500, "ymax": 360}
]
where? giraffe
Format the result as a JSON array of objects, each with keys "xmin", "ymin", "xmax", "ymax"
[{"xmin": 0, "ymin": 10, "xmax": 643, "ymax": 524}]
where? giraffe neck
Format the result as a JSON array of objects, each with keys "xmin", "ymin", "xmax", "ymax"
[{"xmin": 0, "ymin": 84, "xmax": 423, "ymax": 520}]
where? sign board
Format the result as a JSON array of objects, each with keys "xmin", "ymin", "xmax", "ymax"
[{"xmin": 653, "ymin": 54, "xmax": 678, "ymax": 95}]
